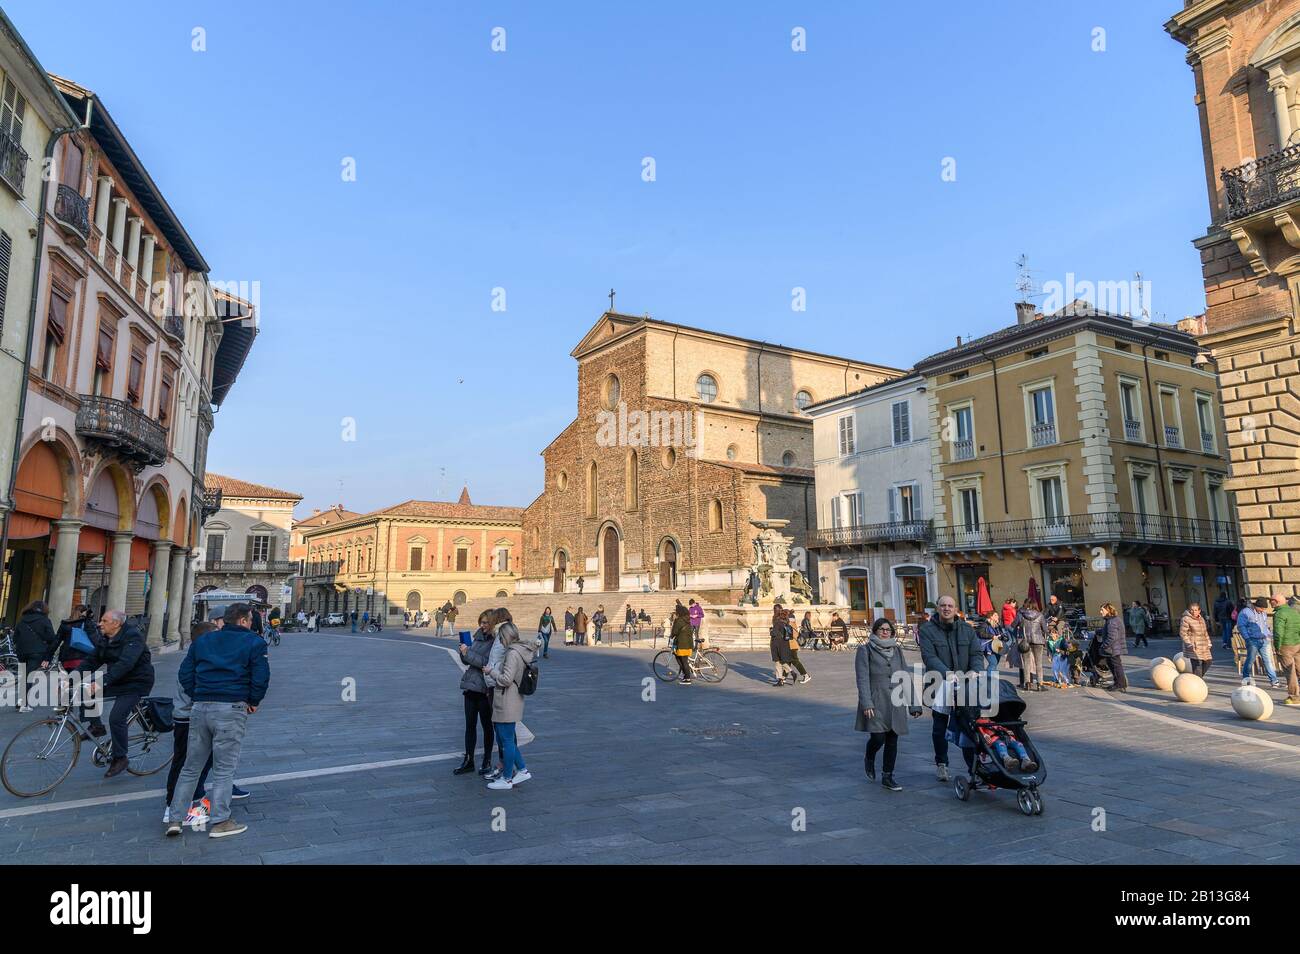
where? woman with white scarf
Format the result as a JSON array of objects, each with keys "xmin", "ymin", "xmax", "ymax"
[{"xmin": 854, "ymin": 618, "xmax": 922, "ymax": 792}]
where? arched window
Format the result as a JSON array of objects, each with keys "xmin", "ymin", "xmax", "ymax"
[
  {"xmin": 708, "ymin": 498, "xmax": 723, "ymax": 531},
  {"xmin": 696, "ymin": 373, "xmax": 718, "ymax": 403},
  {"xmin": 782, "ymin": 450, "xmax": 796, "ymax": 467},
  {"xmin": 453, "ymin": 590, "xmax": 467, "ymax": 606},
  {"xmin": 531, "ymin": 526, "xmax": 540, "ymax": 549},
  {"xmin": 587, "ymin": 461, "xmax": 598, "ymax": 517},
  {"xmin": 406, "ymin": 591, "xmax": 421, "ymax": 611},
  {"xmin": 495, "ymin": 590, "xmax": 509, "ymax": 599},
  {"xmin": 726, "ymin": 444, "xmax": 738, "ymax": 461},
  {"xmin": 795, "ymin": 389, "xmax": 813, "ymax": 411},
  {"xmin": 602, "ymin": 373, "xmax": 621, "ymax": 410},
  {"xmin": 625, "ymin": 449, "xmax": 638, "ymax": 510}
]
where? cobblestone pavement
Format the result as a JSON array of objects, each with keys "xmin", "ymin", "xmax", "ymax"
[{"xmin": 1, "ymin": 629, "xmax": 1296, "ymax": 864}]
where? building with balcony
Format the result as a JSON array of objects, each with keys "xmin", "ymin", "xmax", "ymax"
[
  {"xmin": 1167, "ymin": 0, "xmax": 1300, "ymax": 599},
  {"xmin": 917, "ymin": 301, "xmax": 1241, "ymax": 623},
  {"xmin": 288, "ymin": 503, "xmax": 359, "ymax": 610},
  {"xmin": 2, "ymin": 67, "xmax": 254, "ymax": 647},
  {"xmin": 0, "ymin": 14, "xmax": 79, "ymax": 565},
  {"xmin": 301, "ymin": 488, "xmax": 523, "ymax": 621},
  {"xmin": 804, "ymin": 373, "xmax": 935, "ymax": 625},
  {"xmin": 194, "ymin": 474, "xmax": 302, "ymax": 617}
]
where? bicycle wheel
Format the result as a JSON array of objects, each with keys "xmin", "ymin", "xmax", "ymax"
[
  {"xmin": 696, "ymin": 649, "xmax": 729, "ymax": 683},
  {"xmin": 651, "ymin": 651, "xmax": 679, "ymax": 682},
  {"xmin": 1, "ymin": 717, "xmax": 81, "ymax": 797},
  {"xmin": 126, "ymin": 730, "xmax": 173, "ymax": 776}
]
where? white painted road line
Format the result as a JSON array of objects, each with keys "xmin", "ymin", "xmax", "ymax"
[{"xmin": 1085, "ymin": 688, "xmax": 1300, "ymax": 753}]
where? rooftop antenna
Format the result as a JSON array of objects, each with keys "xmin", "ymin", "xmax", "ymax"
[
  {"xmin": 1015, "ymin": 254, "xmax": 1042, "ymax": 302},
  {"xmin": 1134, "ymin": 271, "xmax": 1149, "ymax": 322}
]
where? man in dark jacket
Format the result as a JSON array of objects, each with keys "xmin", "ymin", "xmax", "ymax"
[
  {"xmin": 15, "ymin": 601, "xmax": 57, "ymax": 712},
  {"xmin": 78, "ymin": 610, "xmax": 154, "ymax": 777},
  {"xmin": 917, "ymin": 595, "xmax": 983, "ymax": 781},
  {"xmin": 166, "ymin": 602, "xmax": 269, "ymax": 839},
  {"xmin": 1213, "ymin": 592, "xmax": 1234, "ymax": 649}
]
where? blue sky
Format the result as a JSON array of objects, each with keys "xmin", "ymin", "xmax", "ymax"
[{"xmin": 6, "ymin": 0, "xmax": 1209, "ymax": 513}]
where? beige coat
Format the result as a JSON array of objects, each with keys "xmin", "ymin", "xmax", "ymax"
[
  {"xmin": 491, "ymin": 633, "xmax": 538, "ymax": 723},
  {"xmin": 1179, "ymin": 611, "xmax": 1212, "ymax": 661}
]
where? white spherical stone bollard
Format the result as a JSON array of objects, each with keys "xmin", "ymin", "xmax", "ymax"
[
  {"xmin": 1172, "ymin": 652, "xmax": 1189, "ymax": 673},
  {"xmin": 1173, "ymin": 672, "xmax": 1208, "ymax": 703},
  {"xmin": 1150, "ymin": 656, "xmax": 1172, "ymax": 673},
  {"xmin": 1230, "ymin": 684, "xmax": 1274, "ymax": 721},
  {"xmin": 1151, "ymin": 662, "xmax": 1179, "ymax": 691}
]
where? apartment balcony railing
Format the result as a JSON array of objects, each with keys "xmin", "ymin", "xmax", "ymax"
[
  {"xmin": 0, "ymin": 130, "xmax": 27, "ymax": 195},
  {"xmin": 163, "ymin": 314, "xmax": 185, "ymax": 343},
  {"xmin": 953, "ymin": 438, "xmax": 975, "ymax": 461},
  {"xmin": 807, "ymin": 519, "xmax": 933, "ymax": 549},
  {"xmin": 204, "ymin": 560, "xmax": 296, "ymax": 575},
  {"xmin": 1030, "ymin": 421, "xmax": 1057, "ymax": 447},
  {"xmin": 1164, "ymin": 425, "xmax": 1181, "ymax": 448},
  {"xmin": 1124, "ymin": 418, "xmax": 1142, "ymax": 442},
  {"xmin": 304, "ymin": 563, "xmax": 341, "ymax": 581},
  {"xmin": 1222, "ymin": 144, "xmax": 1300, "ymax": 220},
  {"xmin": 53, "ymin": 184, "xmax": 90, "ymax": 241},
  {"xmin": 1201, "ymin": 432, "xmax": 1216, "ymax": 454},
  {"xmin": 932, "ymin": 512, "xmax": 1239, "ymax": 552},
  {"xmin": 200, "ymin": 487, "xmax": 223, "ymax": 522},
  {"xmin": 75, "ymin": 395, "xmax": 167, "ymax": 467}
]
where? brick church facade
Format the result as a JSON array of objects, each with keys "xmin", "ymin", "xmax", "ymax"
[{"xmin": 518, "ymin": 312, "xmax": 899, "ymax": 601}]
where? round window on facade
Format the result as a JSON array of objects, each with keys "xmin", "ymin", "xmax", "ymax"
[
  {"xmin": 795, "ymin": 389, "xmax": 813, "ymax": 411},
  {"xmin": 726, "ymin": 444, "xmax": 737, "ymax": 461},
  {"xmin": 603, "ymin": 373, "xmax": 621, "ymax": 410},
  {"xmin": 696, "ymin": 373, "xmax": 718, "ymax": 403},
  {"xmin": 782, "ymin": 450, "xmax": 796, "ymax": 467},
  {"xmin": 557, "ymin": 470, "xmax": 569, "ymax": 491},
  {"xmin": 662, "ymin": 447, "xmax": 676, "ymax": 470}
]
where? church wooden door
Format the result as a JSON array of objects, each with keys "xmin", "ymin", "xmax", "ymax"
[{"xmin": 602, "ymin": 527, "xmax": 620, "ymax": 591}]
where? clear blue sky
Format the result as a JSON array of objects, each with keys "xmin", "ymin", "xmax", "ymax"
[{"xmin": 6, "ymin": 0, "xmax": 1209, "ymax": 514}]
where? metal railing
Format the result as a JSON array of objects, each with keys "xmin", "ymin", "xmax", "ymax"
[
  {"xmin": 200, "ymin": 487, "xmax": 223, "ymax": 521},
  {"xmin": 1222, "ymin": 144, "xmax": 1300, "ymax": 220},
  {"xmin": 163, "ymin": 315, "xmax": 185, "ymax": 342},
  {"xmin": 807, "ymin": 519, "xmax": 933, "ymax": 548},
  {"xmin": 204, "ymin": 560, "xmax": 296, "ymax": 574},
  {"xmin": 931, "ymin": 511, "xmax": 1239, "ymax": 551},
  {"xmin": 53, "ymin": 184, "xmax": 90, "ymax": 240},
  {"xmin": 1030, "ymin": 421, "xmax": 1057, "ymax": 447},
  {"xmin": 75, "ymin": 395, "xmax": 167, "ymax": 466},
  {"xmin": 1164, "ymin": 425, "xmax": 1181, "ymax": 448},
  {"xmin": 1124, "ymin": 418, "xmax": 1142, "ymax": 441},
  {"xmin": 0, "ymin": 130, "xmax": 27, "ymax": 195},
  {"xmin": 952, "ymin": 438, "xmax": 975, "ymax": 461},
  {"xmin": 1200, "ymin": 432, "xmax": 1216, "ymax": 454}
]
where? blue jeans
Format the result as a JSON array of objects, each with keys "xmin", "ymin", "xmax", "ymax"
[
  {"xmin": 984, "ymin": 652, "xmax": 1000, "ymax": 674},
  {"xmin": 494, "ymin": 722, "xmax": 526, "ymax": 778},
  {"xmin": 1219, "ymin": 619, "xmax": 1233, "ymax": 647},
  {"xmin": 1052, "ymin": 656, "xmax": 1070, "ymax": 684},
  {"xmin": 539, "ymin": 631, "xmax": 550, "ymax": 655},
  {"xmin": 169, "ymin": 701, "xmax": 250, "ymax": 826},
  {"xmin": 1241, "ymin": 638, "xmax": 1278, "ymax": 682}
]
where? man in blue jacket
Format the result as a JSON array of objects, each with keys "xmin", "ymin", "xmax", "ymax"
[{"xmin": 166, "ymin": 602, "xmax": 269, "ymax": 839}]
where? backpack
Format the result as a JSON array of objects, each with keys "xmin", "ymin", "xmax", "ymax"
[
  {"xmin": 68, "ymin": 626, "xmax": 95, "ymax": 655},
  {"xmin": 512, "ymin": 647, "xmax": 540, "ymax": 696},
  {"xmin": 140, "ymin": 696, "xmax": 175, "ymax": 733}
]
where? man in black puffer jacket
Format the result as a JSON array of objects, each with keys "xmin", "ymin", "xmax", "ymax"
[
  {"xmin": 77, "ymin": 610, "xmax": 154, "ymax": 778},
  {"xmin": 918, "ymin": 595, "xmax": 983, "ymax": 781},
  {"xmin": 14, "ymin": 601, "xmax": 57, "ymax": 711}
]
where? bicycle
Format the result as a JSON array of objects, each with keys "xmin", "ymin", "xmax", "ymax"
[
  {"xmin": 264, "ymin": 626, "xmax": 282, "ymax": 647},
  {"xmin": 652, "ymin": 643, "xmax": 729, "ymax": 684},
  {"xmin": 0, "ymin": 629, "xmax": 18, "ymax": 675},
  {"xmin": 1, "ymin": 690, "xmax": 173, "ymax": 797}
]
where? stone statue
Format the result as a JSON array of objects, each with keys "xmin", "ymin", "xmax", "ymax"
[{"xmin": 790, "ymin": 570, "xmax": 814, "ymax": 604}]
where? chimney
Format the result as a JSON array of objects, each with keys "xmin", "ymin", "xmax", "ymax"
[
  {"xmin": 312, "ymin": 508, "xmax": 320, "ymax": 515},
  {"xmin": 956, "ymin": 335, "xmax": 963, "ymax": 347},
  {"xmin": 1015, "ymin": 301, "xmax": 1038, "ymax": 325}
]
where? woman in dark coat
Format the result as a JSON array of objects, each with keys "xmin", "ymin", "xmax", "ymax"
[
  {"xmin": 769, "ymin": 606, "xmax": 798, "ymax": 686},
  {"xmin": 15, "ymin": 601, "xmax": 56, "ymax": 711},
  {"xmin": 1098, "ymin": 601, "xmax": 1128, "ymax": 692},
  {"xmin": 455, "ymin": 610, "xmax": 498, "ymax": 776},
  {"xmin": 855, "ymin": 618, "xmax": 921, "ymax": 791}
]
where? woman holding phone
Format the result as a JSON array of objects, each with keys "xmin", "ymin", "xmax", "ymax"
[{"xmin": 454, "ymin": 610, "xmax": 498, "ymax": 777}]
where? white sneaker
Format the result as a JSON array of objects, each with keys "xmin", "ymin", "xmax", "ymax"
[
  {"xmin": 936, "ymin": 764, "xmax": 950, "ymax": 782},
  {"xmin": 487, "ymin": 777, "xmax": 514, "ymax": 791},
  {"xmin": 800, "ymin": 674, "xmax": 812, "ymax": 684},
  {"xmin": 17, "ymin": 705, "xmax": 32, "ymax": 713},
  {"xmin": 510, "ymin": 769, "xmax": 532, "ymax": 785},
  {"xmin": 162, "ymin": 806, "xmax": 171, "ymax": 823}
]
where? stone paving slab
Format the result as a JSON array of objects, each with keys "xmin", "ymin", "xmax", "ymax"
[{"xmin": 0, "ymin": 630, "xmax": 1297, "ymax": 864}]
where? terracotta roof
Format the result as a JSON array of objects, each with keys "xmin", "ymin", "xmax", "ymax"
[
  {"xmin": 705, "ymin": 460, "xmax": 814, "ymax": 479},
  {"xmin": 293, "ymin": 506, "xmax": 361, "ymax": 528},
  {"xmin": 205, "ymin": 474, "xmax": 303, "ymax": 501},
  {"xmin": 369, "ymin": 498, "xmax": 525, "ymax": 522}
]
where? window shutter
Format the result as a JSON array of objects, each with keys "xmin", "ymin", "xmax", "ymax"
[
  {"xmin": 911, "ymin": 483, "xmax": 922, "ymax": 519},
  {"xmin": 0, "ymin": 230, "xmax": 11, "ymax": 334},
  {"xmin": 888, "ymin": 488, "xmax": 898, "ymax": 523},
  {"xmin": 267, "ymin": 536, "xmax": 277, "ymax": 563},
  {"xmin": 245, "ymin": 535, "xmax": 255, "ymax": 563},
  {"xmin": 831, "ymin": 496, "xmax": 841, "ymax": 528},
  {"xmin": 893, "ymin": 401, "xmax": 910, "ymax": 444}
]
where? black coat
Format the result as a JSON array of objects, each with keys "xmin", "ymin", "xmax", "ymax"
[
  {"xmin": 770, "ymin": 622, "xmax": 795, "ymax": 664},
  {"xmin": 1100, "ymin": 615, "xmax": 1127, "ymax": 657},
  {"xmin": 77, "ymin": 621, "xmax": 154, "ymax": 695},
  {"xmin": 14, "ymin": 610, "xmax": 56, "ymax": 660},
  {"xmin": 53, "ymin": 615, "xmax": 100, "ymax": 665},
  {"xmin": 918, "ymin": 617, "xmax": 983, "ymax": 675}
]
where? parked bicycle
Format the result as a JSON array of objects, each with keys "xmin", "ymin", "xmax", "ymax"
[
  {"xmin": 1, "ymin": 690, "xmax": 173, "ymax": 797},
  {"xmin": 652, "ymin": 644, "xmax": 729, "ymax": 683},
  {"xmin": 0, "ymin": 628, "xmax": 18, "ymax": 675}
]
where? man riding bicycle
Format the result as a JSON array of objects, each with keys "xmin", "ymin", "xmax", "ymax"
[{"xmin": 76, "ymin": 610, "xmax": 154, "ymax": 778}]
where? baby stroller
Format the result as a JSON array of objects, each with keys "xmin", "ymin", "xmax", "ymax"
[
  {"xmin": 1081, "ymin": 630, "xmax": 1112, "ymax": 687},
  {"xmin": 951, "ymin": 680, "xmax": 1047, "ymax": 815}
]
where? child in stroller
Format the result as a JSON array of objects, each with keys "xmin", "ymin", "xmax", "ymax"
[
  {"xmin": 1082, "ymin": 629, "xmax": 1112, "ymax": 687},
  {"xmin": 951, "ymin": 680, "xmax": 1046, "ymax": 815}
]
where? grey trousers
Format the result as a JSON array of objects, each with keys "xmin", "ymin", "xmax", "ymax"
[
  {"xmin": 1024, "ymin": 644, "xmax": 1044, "ymax": 683},
  {"xmin": 169, "ymin": 701, "xmax": 249, "ymax": 826}
]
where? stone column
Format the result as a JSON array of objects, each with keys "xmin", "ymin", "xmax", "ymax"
[
  {"xmin": 178, "ymin": 552, "xmax": 196, "ymax": 645},
  {"xmin": 140, "ymin": 235, "xmax": 156, "ymax": 310},
  {"xmin": 48, "ymin": 519, "xmax": 84, "ymax": 624},
  {"xmin": 106, "ymin": 530, "xmax": 134, "ymax": 612},
  {"xmin": 93, "ymin": 176, "xmax": 112, "ymax": 232},
  {"xmin": 1269, "ymin": 69, "xmax": 1293, "ymax": 149},
  {"xmin": 109, "ymin": 197, "xmax": 128, "ymax": 250},
  {"xmin": 145, "ymin": 541, "xmax": 173, "ymax": 649},
  {"xmin": 125, "ymin": 216, "xmax": 142, "ymax": 273},
  {"xmin": 165, "ymin": 546, "xmax": 189, "ymax": 643}
]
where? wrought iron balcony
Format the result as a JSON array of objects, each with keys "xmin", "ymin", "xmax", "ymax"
[
  {"xmin": 204, "ymin": 559, "xmax": 296, "ymax": 575},
  {"xmin": 53, "ymin": 184, "xmax": 90, "ymax": 241},
  {"xmin": 75, "ymin": 395, "xmax": 168, "ymax": 467},
  {"xmin": 200, "ymin": 487, "xmax": 223, "ymax": 521},
  {"xmin": 1030, "ymin": 421, "xmax": 1057, "ymax": 447},
  {"xmin": 1200, "ymin": 432, "xmax": 1216, "ymax": 454},
  {"xmin": 1124, "ymin": 418, "xmax": 1142, "ymax": 442},
  {"xmin": 0, "ymin": 130, "xmax": 27, "ymax": 195},
  {"xmin": 807, "ymin": 519, "xmax": 933, "ymax": 549},
  {"xmin": 1164, "ymin": 425, "xmax": 1181, "ymax": 448},
  {"xmin": 1222, "ymin": 144, "xmax": 1300, "ymax": 220},
  {"xmin": 953, "ymin": 438, "xmax": 975, "ymax": 461},
  {"xmin": 163, "ymin": 314, "xmax": 185, "ymax": 343},
  {"xmin": 932, "ymin": 512, "xmax": 1239, "ymax": 553}
]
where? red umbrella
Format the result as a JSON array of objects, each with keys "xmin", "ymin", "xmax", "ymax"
[
  {"xmin": 976, "ymin": 576, "xmax": 994, "ymax": 618},
  {"xmin": 1027, "ymin": 576, "xmax": 1042, "ymax": 608}
]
